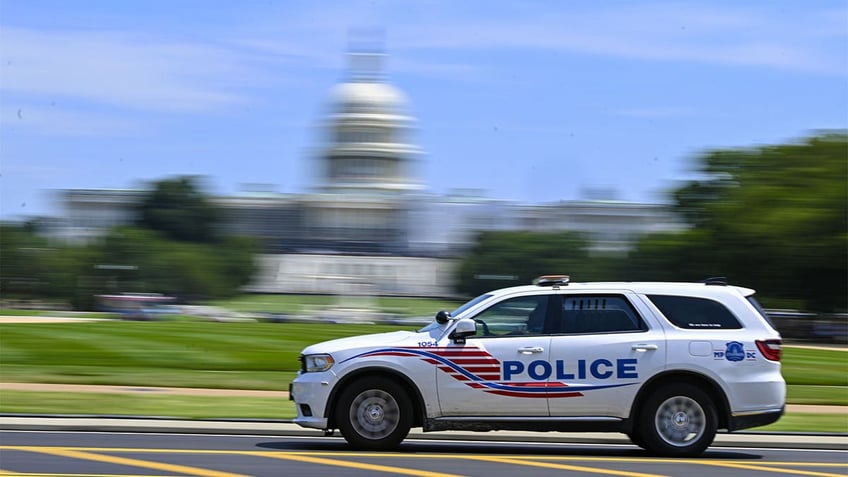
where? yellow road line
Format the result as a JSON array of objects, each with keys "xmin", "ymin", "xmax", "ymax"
[
  {"xmin": 3, "ymin": 445, "xmax": 846, "ymax": 476},
  {"xmin": 464, "ymin": 455, "xmax": 668, "ymax": 477},
  {"xmin": 741, "ymin": 462, "xmax": 848, "ymax": 468},
  {"xmin": 23, "ymin": 447, "xmax": 248, "ymax": 477},
  {"xmin": 0, "ymin": 474, "xmax": 168, "ymax": 477},
  {"xmin": 699, "ymin": 461, "xmax": 848, "ymax": 477},
  {"xmin": 262, "ymin": 451, "xmax": 467, "ymax": 477}
]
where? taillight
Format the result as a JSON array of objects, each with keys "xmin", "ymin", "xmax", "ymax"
[{"xmin": 756, "ymin": 339, "xmax": 782, "ymax": 361}]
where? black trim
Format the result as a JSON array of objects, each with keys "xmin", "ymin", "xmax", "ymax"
[
  {"xmin": 727, "ymin": 407, "xmax": 784, "ymax": 431},
  {"xmin": 423, "ymin": 418, "xmax": 627, "ymax": 433}
]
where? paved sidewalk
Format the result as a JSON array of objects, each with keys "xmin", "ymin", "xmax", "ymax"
[{"xmin": 2, "ymin": 382, "xmax": 846, "ymax": 415}]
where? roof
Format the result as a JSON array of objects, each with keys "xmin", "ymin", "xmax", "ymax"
[{"xmin": 487, "ymin": 281, "xmax": 756, "ymax": 297}]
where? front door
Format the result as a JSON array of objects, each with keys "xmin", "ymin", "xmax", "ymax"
[{"xmin": 437, "ymin": 293, "xmax": 553, "ymax": 416}]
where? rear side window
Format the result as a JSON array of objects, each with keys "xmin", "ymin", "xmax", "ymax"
[
  {"xmin": 648, "ymin": 295, "xmax": 742, "ymax": 329},
  {"xmin": 557, "ymin": 295, "xmax": 646, "ymax": 334}
]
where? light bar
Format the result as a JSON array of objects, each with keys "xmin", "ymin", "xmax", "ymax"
[{"xmin": 533, "ymin": 275, "xmax": 570, "ymax": 286}]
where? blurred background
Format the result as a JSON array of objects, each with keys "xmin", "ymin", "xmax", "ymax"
[{"xmin": 1, "ymin": 1, "xmax": 846, "ymax": 341}]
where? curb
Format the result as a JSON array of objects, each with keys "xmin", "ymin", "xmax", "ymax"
[{"xmin": 2, "ymin": 416, "xmax": 846, "ymax": 450}]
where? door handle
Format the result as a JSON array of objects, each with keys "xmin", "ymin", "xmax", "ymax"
[
  {"xmin": 518, "ymin": 346, "xmax": 545, "ymax": 354},
  {"xmin": 632, "ymin": 344, "xmax": 658, "ymax": 352}
]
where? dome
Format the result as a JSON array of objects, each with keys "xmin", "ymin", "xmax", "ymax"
[{"xmin": 329, "ymin": 81, "xmax": 409, "ymax": 115}]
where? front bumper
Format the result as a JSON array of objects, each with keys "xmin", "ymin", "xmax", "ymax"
[{"xmin": 290, "ymin": 372, "xmax": 334, "ymax": 430}]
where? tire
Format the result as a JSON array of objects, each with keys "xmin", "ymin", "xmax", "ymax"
[
  {"xmin": 335, "ymin": 377, "xmax": 413, "ymax": 450},
  {"xmin": 637, "ymin": 383, "xmax": 717, "ymax": 457}
]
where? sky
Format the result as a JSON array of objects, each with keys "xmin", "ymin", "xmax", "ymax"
[{"xmin": 1, "ymin": 0, "xmax": 846, "ymax": 220}]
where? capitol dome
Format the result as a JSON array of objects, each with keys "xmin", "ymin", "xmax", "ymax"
[
  {"xmin": 329, "ymin": 81, "xmax": 409, "ymax": 115},
  {"xmin": 328, "ymin": 51, "xmax": 410, "ymax": 116}
]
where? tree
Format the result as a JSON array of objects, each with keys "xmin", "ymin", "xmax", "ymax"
[
  {"xmin": 135, "ymin": 176, "xmax": 220, "ymax": 243},
  {"xmin": 0, "ymin": 224, "xmax": 51, "ymax": 298},
  {"xmin": 88, "ymin": 226, "xmax": 257, "ymax": 302},
  {"xmin": 456, "ymin": 231, "xmax": 594, "ymax": 297},
  {"xmin": 638, "ymin": 133, "xmax": 847, "ymax": 312}
]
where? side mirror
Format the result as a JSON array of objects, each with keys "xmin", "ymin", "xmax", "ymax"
[
  {"xmin": 435, "ymin": 310, "xmax": 452, "ymax": 324},
  {"xmin": 449, "ymin": 318, "xmax": 477, "ymax": 343}
]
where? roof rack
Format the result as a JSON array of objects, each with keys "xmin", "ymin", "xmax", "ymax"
[
  {"xmin": 533, "ymin": 275, "xmax": 570, "ymax": 289},
  {"xmin": 702, "ymin": 277, "xmax": 727, "ymax": 286}
]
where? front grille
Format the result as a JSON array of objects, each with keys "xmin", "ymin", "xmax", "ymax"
[{"xmin": 298, "ymin": 354, "xmax": 306, "ymax": 373}]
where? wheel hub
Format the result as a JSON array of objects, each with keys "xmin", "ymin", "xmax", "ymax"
[
  {"xmin": 349, "ymin": 389, "xmax": 400, "ymax": 439},
  {"xmin": 365, "ymin": 404, "xmax": 385, "ymax": 423},
  {"xmin": 672, "ymin": 411, "xmax": 689, "ymax": 428}
]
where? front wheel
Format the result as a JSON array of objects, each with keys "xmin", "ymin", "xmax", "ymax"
[
  {"xmin": 335, "ymin": 377, "xmax": 413, "ymax": 450},
  {"xmin": 637, "ymin": 383, "xmax": 717, "ymax": 457}
]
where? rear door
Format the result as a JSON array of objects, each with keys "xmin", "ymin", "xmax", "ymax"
[{"xmin": 546, "ymin": 292, "xmax": 666, "ymax": 417}]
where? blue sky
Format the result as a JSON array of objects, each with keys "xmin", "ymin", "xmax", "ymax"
[{"xmin": 1, "ymin": 0, "xmax": 846, "ymax": 219}]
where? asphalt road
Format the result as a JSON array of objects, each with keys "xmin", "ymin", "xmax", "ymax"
[{"xmin": 1, "ymin": 430, "xmax": 846, "ymax": 477}]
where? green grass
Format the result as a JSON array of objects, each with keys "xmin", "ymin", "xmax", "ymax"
[
  {"xmin": 781, "ymin": 347, "xmax": 848, "ymax": 386},
  {"xmin": 0, "ymin": 320, "xmax": 845, "ymax": 433},
  {"xmin": 0, "ymin": 390, "xmax": 294, "ymax": 419},
  {"xmin": 758, "ymin": 413, "xmax": 847, "ymax": 434},
  {"xmin": 786, "ymin": 385, "xmax": 848, "ymax": 406},
  {"xmin": 1, "ymin": 321, "xmax": 843, "ymax": 389},
  {"xmin": 0, "ymin": 321, "xmax": 411, "ymax": 389}
]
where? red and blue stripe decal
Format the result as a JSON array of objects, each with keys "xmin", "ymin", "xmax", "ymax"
[{"xmin": 340, "ymin": 347, "xmax": 633, "ymax": 398}]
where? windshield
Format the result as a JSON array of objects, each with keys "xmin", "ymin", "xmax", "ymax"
[
  {"xmin": 746, "ymin": 295, "xmax": 779, "ymax": 332},
  {"xmin": 452, "ymin": 294, "xmax": 492, "ymax": 318},
  {"xmin": 418, "ymin": 293, "xmax": 493, "ymax": 332}
]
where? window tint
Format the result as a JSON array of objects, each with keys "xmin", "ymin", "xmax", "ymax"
[
  {"xmin": 746, "ymin": 295, "xmax": 778, "ymax": 331},
  {"xmin": 648, "ymin": 295, "xmax": 742, "ymax": 329},
  {"xmin": 452, "ymin": 293, "xmax": 492, "ymax": 318},
  {"xmin": 472, "ymin": 295, "xmax": 549, "ymax": 337},
  {"xmin": 557, "ymin": 295, "xmax": 645, "ymax": 334}
]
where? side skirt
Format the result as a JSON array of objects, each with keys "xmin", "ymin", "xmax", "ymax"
[{"xmin": 423, "ymin": 416, "xmax": 627, "ymax": 433}]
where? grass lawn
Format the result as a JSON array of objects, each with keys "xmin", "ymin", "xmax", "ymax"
[{"xmin": 0, "ymin": 320, "xmax": 845, "ymax": 432}]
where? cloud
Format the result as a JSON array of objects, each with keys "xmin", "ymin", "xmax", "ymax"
[
  {"xmin": 387, "ymin": 2, "xmax": 847, "ymax": 76},
  {"xmin": 0, "ymin": 26, "xmax": 254, "ymax": 112}
]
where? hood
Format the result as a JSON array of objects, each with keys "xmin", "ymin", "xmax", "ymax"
[{"xmin": 301, "ymin": 330, "xmax": 419, "ymax": 356}]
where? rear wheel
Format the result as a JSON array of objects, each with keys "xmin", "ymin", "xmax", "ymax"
[
  {"xmin": 637, "ymin": 383, "xmax": 717, "ymax": 457},
  {"xmin": 335, "ymin": 377, "xmax": 412, "ymax": 450}
]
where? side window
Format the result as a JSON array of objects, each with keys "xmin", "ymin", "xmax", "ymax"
[
  {"xmin": 471, "ymin": 295, "xmax": 550, "ymax": 337},
  {"xmin": 647, "ymin": 295, "xmax": 743, "ymax": 329},
  {"xmin": 558, "ymin": 295, "xmax": 645, "ymax": 334}
]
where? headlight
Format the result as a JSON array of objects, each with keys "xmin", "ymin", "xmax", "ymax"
[{"xmin": 303, "ymin": 353, "xmax": 334, "ymax": 373}]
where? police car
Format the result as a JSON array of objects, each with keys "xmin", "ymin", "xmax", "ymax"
[{"xmin": 290, "ymin": 275, "xmax": 785, "ymax": 456}]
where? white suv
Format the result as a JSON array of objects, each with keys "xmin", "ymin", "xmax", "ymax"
[{"xmin": 290, "ymin": 276, "xmax": 785, "ymax": 456}]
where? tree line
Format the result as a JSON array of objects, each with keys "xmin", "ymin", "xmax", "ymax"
[
  {"xmin": 1, "ymin": 177, "xmax": 256, "ymax": 310},
  {"xmin": 458, "ymin": 133, "xmax": 847, "ymax": 313},
  {"xmin": 2, "ymin": 133, "xmax": 846, "ymax": 313}
]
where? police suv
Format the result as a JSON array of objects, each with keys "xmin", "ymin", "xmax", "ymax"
[{"xmin": 290, "ymin": 276, "xmax": 785, "ymax": 456}]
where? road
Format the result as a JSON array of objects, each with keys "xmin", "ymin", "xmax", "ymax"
[{"xmin": 1, "ymin": 430, "xmax": 846, "ymax": 477}]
